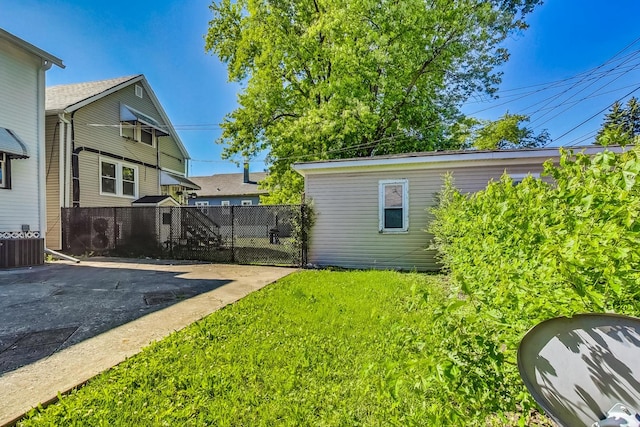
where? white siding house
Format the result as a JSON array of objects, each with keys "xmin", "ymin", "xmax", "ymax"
[
  {"xmin": 0, "ymin": 29, "xmax": 63, "ymax": 267},
  {"xmin": 293, "ymin": 146, "xmax": 610, "ymax": 272}
]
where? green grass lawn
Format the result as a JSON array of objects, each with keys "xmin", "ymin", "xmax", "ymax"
[{"xmin": 18, "ymin": 270, "xmax": 537, "ymax": 426}]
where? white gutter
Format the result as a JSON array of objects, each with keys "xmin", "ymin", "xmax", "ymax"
[
  {"xmin": 58, "ymin": 114, "xmax": 66, "ymax": 210},
  {"xmin": 37, "ymin": 66, "xmax": 47, "ymax": 243},
  {"xmin": 58, "ymin": 113, "xmax": 71, "ymax": 208},
  {"xmin": 0, "ymin": 29, "xmax": 65, "ymax": 69},
  {"xmin": 45, "ymin": 247, "xmax": 79, "ymax": 263},
  {"xmin": 65, "ymin": 115, "xmax": 72, "ymax": 207}
]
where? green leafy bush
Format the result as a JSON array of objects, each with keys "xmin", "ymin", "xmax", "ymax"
[{"xmin": 428, "ymin": 146, "xmax": 640, "ymax": 422}]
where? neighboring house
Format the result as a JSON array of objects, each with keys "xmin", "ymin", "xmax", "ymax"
[
  {"xmin": 293, "ymin": 146, "xmax": 615, "ymax": 272},
  {"xmin": 0, "ymin": 29, "xmax": 63, "ymax": 268},
  {"xmin": 44, "ymin": 74, "xmax": 199, "ymax": 250},
  {"xmin": 188, "ymin": 165, "xmax": 267, "ymax": 207}
]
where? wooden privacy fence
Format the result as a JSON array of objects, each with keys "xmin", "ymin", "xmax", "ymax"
[{"xmin": 61, "ymin": 205, "xmax": 309, "ymax": 266}]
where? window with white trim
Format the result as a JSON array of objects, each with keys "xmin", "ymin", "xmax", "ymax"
[
  {"xmin": 221, "ymin": 200, "xmax": 230, "ymax": 206},
  {"xmin": 135, "ymin": 84, "xmax": 143, "ymax": 98},
  {"xmin": 195, "ymin": 201, "xmax": 209, "ymax": 207},
  {"xmin": 100, "ymin": 158, "xmax": 138, "ymax": 198},
  {"xmin": 120, "ymin": 123, "xmax": 156, "ymax": 147},
  {"xmin": 0, "ymin": 153, "xmax": 6, "ymax": 189},
  {"xmin": 379, "ymin": 179, "xmax": 409, "ymax": 233},
  {"xmin": 241, "ymin": 200, "xmax": 253, "ymax": 206},
  {"xmin": 140, "ymin": 126, "xmax": 154, "ymax": 146}
]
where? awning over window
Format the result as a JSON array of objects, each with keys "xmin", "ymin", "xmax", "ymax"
[
  {"xmin": 120, "ymin": 104, "xmax": 169, "ymax": 136},
  {"xmin": 0, "ymin": 127, "xmax": 29, "ymax": 159},
  {"xmin": 160, "ymin": 171, "xmax": 201, "ymax": 190}
]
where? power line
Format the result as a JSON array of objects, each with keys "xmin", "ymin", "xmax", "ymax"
[
  {"xmin": 466, "ymin": 50, "xmax": 640, "ymax": 114},
  {"xmin": 529, "ymin": 50, "xmax": 640, "ymax": 127},
  {"xmin": 190, "ymin": 133, "xmax": 423, "ymax": 165},
  {"xmin": 552, "ymin": 85, "xmax": 640, "ymax": 144}
]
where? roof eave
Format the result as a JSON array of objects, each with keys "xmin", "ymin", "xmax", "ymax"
[
  {"xmin": 0, "ymin": 29, "xmax": 64, "ymax": 69},
  {"xmin": 53, "ymin": 75, "xmax": 143, "ymax": 114},
  {"xmin": 195, "ymin": 192, "xmax": 268, "ymax": 197},
  {"xmin": 292, "ymin": 145, "xmax": 628, "ymax": 175}
]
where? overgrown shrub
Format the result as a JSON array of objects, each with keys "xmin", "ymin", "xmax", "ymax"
[{"xmin": 427, "ymin": 146, "xmax": 640, "ymax": 423}]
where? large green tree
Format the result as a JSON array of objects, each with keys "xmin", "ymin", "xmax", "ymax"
[
  {"xmin": 206, "ymin": 0, "xmax": 542, "ymax": 203},
  {"xmin": 467, "ymin": 113, "xmax": 550, "ymax": 150}
]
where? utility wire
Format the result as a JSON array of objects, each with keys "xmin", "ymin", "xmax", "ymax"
[
  {"xmin": 466, "ymin": 50, "xmax": 640, "ymax": 114},
  {"xmin": 553, "ymin": 85, "xmax": 640, "ymax": 143},
  {"xmin": 529, "ymin": 50, "xmax": 640, "ymax": 127},
  {"xmin": 465, "ymin": 64, "xmax": 640, "ymax": 105}
]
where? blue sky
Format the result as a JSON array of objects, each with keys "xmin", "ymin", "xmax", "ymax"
[{"xmin": 2, "ymin": 1, "xmax": 640, "ymax": 176}]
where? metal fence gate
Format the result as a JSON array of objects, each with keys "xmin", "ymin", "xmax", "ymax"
[{"xmin": 61, "ymin": 205, "xmax": 308, "ymax": 266}]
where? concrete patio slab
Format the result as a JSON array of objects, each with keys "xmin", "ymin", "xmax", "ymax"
[{"xmin": 0, "ymin": 258, "xmax": 296, "ymax": 426}]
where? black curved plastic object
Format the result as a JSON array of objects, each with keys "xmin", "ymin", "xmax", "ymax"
[{"xmin": 517, "ymin": 314, "xmax": 640, "ymax": 426}]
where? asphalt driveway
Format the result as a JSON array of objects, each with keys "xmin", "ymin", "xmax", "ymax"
[
  {"xmin": 0, "ymin": 258, "xmax": 295, "ymax": 375},
  {"xmin": 0, "ymin": 258, "xmax": 296, "ymax": 426}
]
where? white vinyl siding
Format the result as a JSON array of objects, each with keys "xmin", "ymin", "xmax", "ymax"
[
  {"xmin": 0, "ymin": 37, "xmax": 43, "ymax": 234},
  {"xmin": 304, "ymin": 162, "xmax": 549, "ymax": 271}
]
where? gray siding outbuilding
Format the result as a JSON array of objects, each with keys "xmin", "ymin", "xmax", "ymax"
[{"xmin": 293, "ymin": 146, "xmax": 614, "ymax": 272}]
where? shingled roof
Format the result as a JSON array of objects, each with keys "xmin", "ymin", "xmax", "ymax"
[
  {"xmin": 44, "ymin": 74, "xmax": 190, "ymax": 160},
  {"xmin": 190, "ymin": 172, "xmax": 268, "ymax": 197},
  {"xmin": 46, "ymin": 75, "xmax": 140, "ymax": 113}
]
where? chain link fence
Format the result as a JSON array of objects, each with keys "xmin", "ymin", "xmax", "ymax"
[{"xmin": 61, "ymin": 205, "xmax": 309, "ymax": 266}]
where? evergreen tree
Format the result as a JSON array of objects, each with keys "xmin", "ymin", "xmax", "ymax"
[
  {"xmin": 596, "ymin": 98, "xmax": 640, "ymax": 145},
  {"xmin": 625, "ymin": 97, "xmax": 640, "ymax": 137}
]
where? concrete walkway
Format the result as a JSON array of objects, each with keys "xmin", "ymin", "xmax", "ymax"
[{"xmin": 0, "ymin": 259, "xmax": 296, "ymax": 426}]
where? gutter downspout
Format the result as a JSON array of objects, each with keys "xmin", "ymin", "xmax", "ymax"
[
  {"xmin": 156, "ymin": 136, "xmax": 161, "ymax": 195},
  {"xmin": 57, "ymin": 114, "xmax": 65, "ymax": 249},
  {"xmin": 63, "ymin": 114, "xmax": 72, "ymax": 207},
  {"xmin": 58, "ymin": 114, "xmax": 70, "ymax": 208},
  {"xmin": 37, "ymin": 63, "xmax": 47, "ymax": 244},
  {"xmin": 45, "ymin": 247, "xmax": 80, "ymax": 263},
  {"xmin": 70, "ymin": 111, "xmax": 79, "ymax": 207}
]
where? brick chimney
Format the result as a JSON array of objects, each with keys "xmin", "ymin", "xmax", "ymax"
[{"xmin": 243, "ymin": 161, "xmax": 250, "ymax": 183}]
